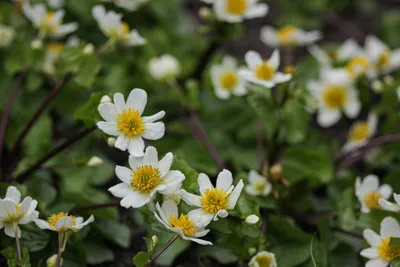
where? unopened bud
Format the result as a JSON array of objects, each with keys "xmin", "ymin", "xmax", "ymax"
[
  {"xmin": 372, "ymin": 80, "xmax": 383, "ymax": 93},
  {"xmin": 107, "ymin": 137, "xmax": 116, "ymax": 147},
  {"xmin": 199, "ymin": 7, "xmax": 212, "ymax": 19},
  {"xmin": 248, "ymin": 247, "xmax": 257, "ymax": 256},
  {"xmin": 163, "ymin": 189, "xmax": 183, "ymax": 204},
  {"xmin": 100, "ymin": 95, "xmax": 112, "ymax": 104},
  {"xmin": 31, "ymin": 39, "xmax": 43, "ymax": 49},
  {"xmin": 83, "ymin": 43, "xmax": 95, "ymax": 55},
  {"xmin": 152, "ymin": 235, "xmax": 159, "ymax": 247},
  {"xmin": 270, "ymin": 163, "xmax": 282, "ymax": 182},
  {"xmin": 47, "ymin": 254, "xmax": 62, "ymax": 267},
  {"xmin": 87, "ymin": 156, "xmax": 103, "ymax": 167},
  {"xmin": 245, "ymin": 214, "xmax": 260, "ymax": 225}
]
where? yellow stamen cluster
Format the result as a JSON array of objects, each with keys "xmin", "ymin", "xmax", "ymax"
[
  {"xmin": 346, "ymin": 57, "xmax": 368, "ymax": 77},
  {"xmin": 255, "ymin": 61, "xmax": 275, "ymax": 81},
  {"xmin": 121, "ymin": 22, "xmax": 130, "ymax": 35},
  {"xmin": 220, "ymin": 71, "xmax": 238, "ymax": 90},
  {"xmin": 348, "ymin": 121, "xmax": 369, "ymax": 142},
  {"xmin": 226, "ymin": 0, "xmax": 248, "ymax": 15},
  {"xmin": 378, "ymin": 237, "xmax": 400, "ymax": 262},
  {"xmin": 169, "ymin": 214, "xmax": 197, "ymax": 236},
  {"xmin": 278, "ymin": 25, "xmax": 297, "ymax": 46},
  {"xmin": 131, "ymin": 166, "xmax": 161, "ymax": 193},
  {"xmin": 48, "ymin": 212, "xmax": 76, "ymax": 229},
  {"xmin": 377, "ymin": 50, "xmax": 391, "ymax": 69},
  {"xmin": 322, "ymin": 86, "xmax": 347, "ymax": 109},
  {"xmin": 117, "ymin": 108, "xmax": 145, "ymax": 137},
  {"xmin": 46, "ymin": 43, "xmax": 65, "ymax": 54},
  {"xmin": 41, "ymin": 12, "xmax": 58, "ymax": 33},
  {"xmin": 256, "ymin": 254, "xmax": 273, "ymax": 267},
  {"xmin": 363, "ymin": 192, "xmax": 383, "ymax": 209},
  {"xmin": 200, "ymin": 188, "xmax": 228, "ymax": 214},
  {"xmin": 255, "ymin": 182, "xmax": 266, "ymax": 193}
]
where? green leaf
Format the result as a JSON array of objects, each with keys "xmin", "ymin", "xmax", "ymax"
[
  {"xmin": 74, "ymin": 92, "xmax": 104, "ymax": 127},
  {"xmin": 281, "ymin": 98, "xmax": 310, "ymax": 144},
  {"xmin": 17, "ymin": 248, "xmax": 31, "ymax": 267},
  {"xmin": 74, "ymin": 55, "xmax": 101, "ymax": 88},
  {"xmin": 23, "ymin": 114, "xmax": 52, "ymax": 159},
  {"xmin": 155, "ymin": 233, "xmax": 189, "ymax": 266},
  {"xmin": 85, "ymin": 241, "xmax": 115, "ymax": 265},
  {"xmin": 1, "ymin": 247, "xmax": 15, "ymax": 259},
  {"xmin": 133, "ymin": 251, "xmax": 152, "ymax": 267},
  {"xmin": 198, "ymin": 246, "xmax": 237, "ymax": 264},
  {"xmin": 390, "ymin": 238, "xmax": 400, "ymax": 248},
  {"xmin": 95, "ymin": 220, "xmax": 131, "ymax": 248},
  {"xmin": 337, "ymin": 188, "xmax": 357, "ymax": 231},
  {"xmin": 20, "ymin": 224, "xmax": 50, "ymax": 252},
  {"xmin": 170, "ymin": 156, "xmax": 199, "ymax": 193},
  {"xmin": 268, "ymin": 215, "xmax": 312, "ymax": 243},
  {"xmin": 270, "ymin": 242, "xmax": 311, "ymax": 267}
]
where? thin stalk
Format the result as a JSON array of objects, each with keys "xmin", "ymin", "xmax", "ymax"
[
  {"xmin": 95, "ymin": 39, "xmax": 116, "ymax": 56},
  {"xmin": 145, "ymin": 234, "xmax": 178, "ymax": 267},
  {"xmin": 55, "ymin": 233, "xmax": 64, "ymax": 267},
  {"xmin": 257, "ymin": 119, "xmax": 264, "ymax": 172},
  {"xmin": 13, "ymin": 222, "xmax": 22, "ymax": 261}
]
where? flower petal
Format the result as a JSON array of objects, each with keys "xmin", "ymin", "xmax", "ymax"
[
  {"xmin": 198, "ymin": 173, "xmax": 213, "ymax": 195},
  {"xmin": 380, "ymin": 216, "xmax": 400, "ymax": 238},
  {"xmin": 181, "ymin": 190, "xmax": 201, "ymax": 207},
  {"xmin": 227, "ymin": 180, "xmax": 244, "ymax": 210},
  {"xmin": 317, "ymin": 109, "xmax": 341, "ymax": 128},
  {"xmin": 365, "ymin": 258, "xmax": 389, "ymax": 267},
  {"xmin": 115, "ymin": 166, "xmax": 133, "ymax": 184},
  {"xmin": 185, "ymin": 236, "xmax": 213, "ymax": 245},
  {"xmin": 379, "ymin": 185, "xmax": 392, "ymax": 200},
  {"xmin": 363, "ymin": 229, "xmax": 381, "ymax": 247},
  {"xmin": 108, "ymin": 183, "xmax": 132, "ymax": 198},
  {"xmin": 379, "ymin": 199, "xmax": 400, "ymax": 212},
  {"xmin": 121, "ymin": 191, "xmax": 150, "ymax": 208},
  {"xmin": 128, "ymin": 155, "xmax": 143, "ymax": 171},
  {"xmin": 5, "ymin": 223, "xmax": 20, "ymax": 238},
  {"xmin": 142, "ymin": 111, "xmax": 166, "ymax": 123},
  {"xmin": 34, "ymin": 219, "xmax": 51, "ymax": 230},
  {"xmin": 127, "ymin": 137, "xmax": 145, "ymax": 157},
  {"xmin": 143, "ymin": 146, "xmax": 159, "ymax": 168},
  {"xmin": 5, "ymin": 186, "xmax": 21, "ymax": 204},
  {"xmin": 216, "ymin": 169, "xmax": 233, "ymax": 192},
  {"xmin": 115, "ymin": 135, "xmax": 129, "ymax": 151},
  {"xmin": 161, "ymin": 200, "xmax": 178, "ymax": 219},
  {"xmin": 159, "ymin": 152, "xmax": 173, "ymax": 177},
  {"xmin": 56, "ymin": 217, "xmax": 72, "ymax": 231},
  {"xmin": 113, "ymin": 93, "xmax": 126, "ymax": 113},
  {"xmin": 126, "ymin": 88, "xmax": 147, "ymax": 115},
  {"xmin": 97, "ymin": 121, "xmax": 118, "ymax": 136},
  {"xmin": 98, "ymin": 103, "xmax": 118, "ymax": 121},
  {"xmin": 360, "ymin": 248, "xmax": 378, "ymax": 259},
  {"xmin": 142, "ymin": 122, "xmax": 165, "ymax": 140},
  {"xmin": 245, "ymin": 50, "xmax": 263, "ymax": 69},
  {"xmin": 269, "ymin": 49, "xmax": 280, "ymax": 69}
]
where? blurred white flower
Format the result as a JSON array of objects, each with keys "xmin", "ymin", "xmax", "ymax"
[
  {"xmin": 213, "ymin": 0, "xmax": 268, "ymax": 23},
  {"xmin": 0, "ymin": 186, "xmax": 39, "ymax": 238},
  {"xmin": 307, "ymin": 68, "xmax": 360, "ymax": 127},
  {"xmin": 83, "ymin": 43, "xmax": 95, "ymax": 55},
  {"xmin": 100, "ymin": 95, "xmax": 112, "ymax": 104},
  {"xmin": 261, "ymin": 25, "xmax": 321, "ymax": 47},
  {"xmin": 87, "ymin": 156, "xmax": 104, "ymax": 167},
  {"xmin": 248, "ymin": 247, "xmax": 257, "ymax": 256},
  {"xmin": 92, "ymin": 5, "xmax": 146, "ymax": 46},
  {"xmin": 48, "ymin": 0, "xmax": 65, "ymax": 9},
  {"xmin": 361, "ymin": 217, "xmax": 400, "ymax": 267},
  {"xmin": 154, "ymin": 200, "xmax": 212, "ymax": 245},
  {"xmin": 35, "ymin": 212, "xmax": 94, "ymax": 232},
  {"xmin": 181, "ymin": 169, "xmax": 244, "ymax": 227},
  {"xmin": 249, "ymin": 251, "xmax": 277, "ymax": 267},
  {"xmin": 31, "ymin": 39, "xmax": 43, "ymax": 49},
  {"xmin": 245, "ymin": 214, "xmax": 259, "ymax": 225},
  {"xmin": 66, "ymin": 35, "xmax": 80, "ymax": 47},
  {"xmin": 0, "ymin": 24, "xmax": 15, "ymax": 47},
  {"xmin": 101, "ymin": 0, "xmax": 150, "ymax": 11},
  {"xmin": 148, "ymin": 54, "xmax": 181, "ymax": 81},
  {"xmin": 23, "ymin": 3, "xmax": 78, "ymax": 38},
  {"xmin": 355, "ymin": 175, "xmax": 392, "ymax": 213},
  {"xmin": 108, "ymin": 146, "xmax": 185, "ymax": 208},
  {"xmin": 163, "ymin": 189, "xmax": 184, "ymax": 204},
  {"xmin": 239, "ymin": 50, "xmax": 292, "ymax": 88},
  {"xmin": 372, "ymin": 79, "xmax": 384, "ymax": 93},
  {"xmin": 43, "ymin": 43, "xmax": 65, "ymax": 75},
  {"xmin": 380, "ymin": 193, "xmax": 400, "ymax": 212},
  {"xmin": 343, "ymin": 113, "xmax": 378, "ymax": 151},
  {"xmin": 245, "ymin": 170, "xmax": 271, "ymax": 196},
  {"xmin": 97, "ymin": 89, "xmax": 165, "ymax": 156},
  {"xmin": 210, "ymin": 56, "xmax": 247, "ymax": 99}
]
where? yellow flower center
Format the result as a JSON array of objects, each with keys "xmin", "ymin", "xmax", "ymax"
[
  {"xmin": 46, "ymin": 43, "xmax": 65, "ymax": 54},
  {"xmin": 284, "ymin": 65, "xmax": 296, "ymax": 75},
  {"xmin": 121, "ymin": 22, "xmax": 130, "ymax": 35},
  {"xmin": 377, "ymin": 50, "xmax": 391, "ymax": 69},
  {"xmin": 278, "ymin": 25, "xmax": 297, "ymax": 46},
  {"xmin": 131, "ymin": 166, "xmax": 161, "ymax": 193},
  {"xmin": 255, "ymin": 61, "xmax": 275, "ymax": 81},
  {"xmin": 48, "ymin": 212, "xmax": 76, "ymax": 229},
  {"xmin": 378, "ymin": 237, "xmax": 400, "ymax": 262},
  {"xmin": 169, "ymin": 214, "xmax": 198, "ymax": 236},
  {"xmin": 41, "ymin": 12, "xmax": 58, "ymax": 33},
  {"xmin": 255, "ymin": 182, "xmax": 266, "ymax": 193},
  {"xmin": 348, "ymin": 121, "xmax": 369, "ymax": 142},
  {"xmin": 346, "ymin": 56, "xmax": 368, "ymax": 77},
  {"xmin": 322, "ymin": 86, "xmax": 347, "ymax": 109},
  {"xmin": 226, "ymin": 0, "xmax": 248, "ymax": 15},
  {"xmin": 220, "ymin": 71, "xmax": 238, "ymax": 90},
  {"xmin": 200, "ymin": 188, "xmax": 228, "ymax": 214},
  {"xmin": 363, "ymin": 191, "xmax": 383, "ymax": 209},
  {"xmin": 256, "ymin": 254, "xmax": 273, "ymax": 267},
  {"xmin": 117, "ymin": 108, "xmax": 145, "ymax": 137}
]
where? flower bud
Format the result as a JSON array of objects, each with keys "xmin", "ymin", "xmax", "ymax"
[
  {"xmin": 83, "ymin": 43, "xmax": 95, "ymax": 55},
  {"xmin": 152, "ymin": 235, "xmax": 159, "ymax": 247},
  {"xmin": 245, "ymin": 214, "xmax": 260, "ymax": 225},
  {"xmin": 148, "ymin": 54, "xmax": 181, "ymax": 81},
  {"xmin": 371, "ymin": 80, "xmax": 383, "ymax": 93},
  {"xmin": 199, "ymin": 7, "xmax": 212, "ymax": 19},
  {"xmin": 270, "ymin": 163, "xmax": 282, "ymax": 182},
  {"xmin": 87, "ymin": 156, "xmax": 103, "ymax": 167},
  {"xmin": 383, "ymin": 75, "xmax": 394, "ymax": 85},
  {"xmin": 248, "ymin": 247, "xmax": 257, "ymax": 256},
  {"xmin": 31, "ymin": 39, "xmax": 43, "ymax": 49},
  {"xmin": 107, "ymin": 137, "xmax": 116, "ymax": 147},
  {"xmin": 100, "ymin": 95, "xmax": 112, "ymax": 104},
  {"xmin": 47, "ymin": 254, "xmax": 62, "ymax": 267},
  {"xmin": 163, "ymin": 189, "xmax": 183, "ymax": 204}
]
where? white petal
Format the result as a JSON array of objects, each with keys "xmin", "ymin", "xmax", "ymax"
[
  {"xmin": 181, "ymin": 190, "xmax": 202, "ymax": 207},
  {"xmin": 195, "ymin": 229, "xmax": 210, "ymax": 238},
  {"xmin": 317, "ymin": 109, "xmax": 341, "ymax": 128},
  {"xmin": 98, "ymin": 103, "xmax": 118, "ymax": 121},
  {"xmin": 245, "ymin": 50, "xmax": 263, "ymax": 69},
  {"xmin": 344, "ymin": 98, "xmax": 361, "ymax": 118},
  {"xmin": 121, "ymin": 192, "xmax": 151, "ymax": 208},
  {"xmin": 262, "ymin": 183, "xmax": 272, "ymax": 196},
  {"xmin": 273, "ymin": 72, "xmax": 292, "ymax": 83},
  {"xmin": 53, "ymin": 23, "xmax": 78, "ymax": 37},
  {"xmin": 260, "ymin": 25, "xmax": 279, "ymax": 47},
  {"xmin": 365, "ymin": 258, "xmax": 389, "ymax": 267},
  {"xmin": 214, "ymin": 88, "xmax": 231, "ymax": 100},
  {"xmin": 227, "ymin": 180, "xmax": 244, "ymax": 210},
  {"xmin": 5, "ymin": 186, "xmax": 21, "ymax": 203},
  {"xmin": 113, "ymin": 93, "xmax": 126, "ymax": 113},
  {"xmin": 216, "ymin": 209, "xmax": 228, "ymax": 218},
  {"xmin": 75, "ymin": 215, "xmax": 94, "ymax": 230},
  {"xmin": 244, "ymin": 3, "xmax": 268, "ymax": 19},
  {"xmin": 360, "ymin": 248, "xmax": 379, "ymax": 259},
  {"xmin": 127, "ymin": 137, "xmax": 145, "ymax": 157},
  {"xmin": 216, "ymin": 169, "xmax": 233, "ymax": 191},
  {"xmin": 115, "ymin": 135, "xmax": 130, "ymax": 151},
  {"xmin": 268, "ymin": 49, "xmax": 280, "ymax": 69},
  {"xmin": 245, "ymin": 185, "xmax": 260, "ymax": 196},
  {"xmin": 394, "ymin": 193, "xmax": 400, "ymax": 205},
  {"xmin": 108, "ymin": 183, "xmax": 132, "ymax": 198},
  {"xmin": 56, "ymin": 217, "xmax": 72, "ymax": 231},
  {"xmin": 188, "ymin": 209, "xmax": 213, "ymax": 228},
  {"xmin": 184, "ymin": 236, "xmax": 212, "ymax": 245},
  {"xmin": 362, "ymin": 175, "xmax": 380, "ymax": 195},
  {"xmin": 380, "ymin": 217, "xmax": 400, "ymax": 238},
  {"xmin": 248, "ymin": 170, "xmax": 264, "ymax": 184},
  {"xmin": 379, "ymin": 199, "xmax": 400, "ymax": 212},
  {"xmin": 159, "ymin": 153, "xmax": 173, "ymax": 177},
  {"xmin": 161, "ymin": 200, "xmax": 178, "ymax": 219},
  {"xmin": 97, "ymin": 121, "xmax": 118, "ymax": 136},
  {"xmin": 34, "ymin": 219, "xmax": 51, "ymax": 230},
  {"xmin": 198, "ymin": 173, "xmax": 213, "ymax": 194},
  {"xmin": 17, "ymin": 197, "xmax": 32, "ymax": 217},
  {"xmin": 142, "ymin": 111, "xmax": 165, "ymax": 123},
  {"xmin": 115, "ymin": 166, "xmax": 133, "ymax": 184},
  {"xmin": 126, "ymin": 88, "xmax": 147, "ymax": 115},
  {"xmin": 363, "ymin": 229, "xmax": 381, "ymax": 247},
  {"xmin": 142, "ymin": 122, "xmax": 165, "ymax": 140},
  {"xmin": 379, "ymin": 185, "xmax": 392, "ymax": 199},
  {"xmin": 5, "ymin": 223, "xmax": 20, "ymax": 238},
  {"xmin": 143, "ymin": 146, "xmax": 159, "ymax": 168},
  {"xmin": 128, "ymin": 155, "xmax": 143, "ymax": 171},
  {"xmin": 337, "ymin": 38, "xmax": 363, "ymax": 61}
]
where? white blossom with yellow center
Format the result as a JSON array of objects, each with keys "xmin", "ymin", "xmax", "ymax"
[
  {"xmin": 239, "ymin": 50, "xmax": 292, "ymax": 88},
  {"xmin": 22, "ymin": 3, "xmax": 78, "ymax": 38},
  {"xmin": 109, "ymin": 146, "xmax": 185, "ymax": 208},
  {"xmin": 0, "ymin": 24, "xmax": 15, "ymax": 48},
  {"xmin": 43, "ymin": 43, "xmax": 65, "ymax": 75},
  {"xmin": 92, "ymin": 5, "xmax": 146, "ymax": 46},
  {"xmin": 35, "ymin": 213, "xmax": 94, "ymax": 232},
  {"xmin": 148, "ymin": 54, "xmax": 181, "ymax": 81},
  {"xmin": 245, "ymin": 170, "xmax": 272, "ymax": 197},
  {"xmin": 307, "ymin": 68, "xmax": 360, "ymax": 127},
  {"xmin": 210, "ymin": 56, "xmax": 247, "ymax": 99},
  {"xmin": 361, "ymin": 217, "xmax": 400, "ymax": 267},
  {"xmin": 97, "ymin": 89, "xmax": 166, "ymax": 156},
  {"xmin": 0, "ymin": 186, "xmax": 39, "ymax": 238},
  {"xmin": 154, "ymin": 200, "xmax": 212, "ymax": 245},
  {"xmin": 355, "ymin": 175, "xmax": 392, "ymax": 213},
  {"xmin": 261, "ymin": 25, "xmax": 321, "ymax": 47},
  {"xmin": 343, "ymin": 113, "xmax": 377, "ymax": 151},
  {"xmin": 248, "ymin": 251, "xmax": 277, "ymax": 267},
  {"xmin": 213, "ymin": 0, "xmax": 268, "ymax": 23},
  {"xmin": 181, "ymin": 169, "xmax": 244, "ymax": 227},
  {"xmin": 365, "ymin": 35, "xmax": 400, "ymax": 79},
  {"xmin": 101, "ymin": 0, "xmax": 150, "ymax": 11},
  {"xmin": 380, "ymin": 193, "xmax": 400, "ymax": 213}
]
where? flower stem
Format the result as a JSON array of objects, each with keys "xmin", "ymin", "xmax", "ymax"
[
  {"xmin": 145, "ymin": 234, "xmax": 178, "ymax": 267},
  {"xmin": 13, "ymin": 222, "xmax": 22, "ymax": 261},
  {"xmin": 56, "ymin": 233, "xmax": 65, "ymax": 267},
  {"xmin": 95, "ymin": 39, "xmax": 116, "ymax": 56}
]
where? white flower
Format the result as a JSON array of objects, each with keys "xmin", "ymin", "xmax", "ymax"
[
  {"xmin": 148, "ymin": 54, "xmax": 181, "ymax": 81},
  {"xmin": 181, "ymin": 169, "xmax": 244, "ymax": 227},
  {"xmin": 245, "ymin": 170, "xmax": 272, "ymax": 196},
  {"xmin": 31, "ymin": 39, "xmax": 43, "ymax": 49},
  {"xmin": 22, "ymin": 3, "xmax": 78, "ymax": 38},
  {"xmin": 307, "ymin": 68, "xmax": 361, "ymax": 127},
  {"xmin": 92, "ymin": 5, "xmax": 146, "ymax": 46},
  {"xmin": 35, "ymin": 212, "xmax": 94, "ymax": 232},
  {"xmin": 261, "ymin": 25, "xmax": 321, "ymax": 47},
  {"xmin": 365, "ymin": 35, "xmax": 400, "ymax": 79},
  {"xmin": 108, "ymin": 146, "xmax": 185, "ymax": 208},
  {"xmin": 43, "ymin": 43, "xmax": 65, "ymax": 75},
  {"xmin": 355, "ymin": 175, "xmax": 392, "ymax": 213},
  {"xmin": 343, "ymin": 113, "xmax": 378, "ymax": 151},
  {"xmin": 101, "ymin": 0, "xmax": 150, "ymax": 11},
  {"xmin": 213, "ymin": 0, "xmax": 268, "ymax": 23},
  {"xmin": 97, "ymin": 88, "xmax": 165, "ymax": 156},
  {"xmin": 0, "ymin": 24, "xmax": 15, "ymax": 47},
  {"xmin": 87, "ymin": 156, "xmax": 104, "ymax": 167},
  {"xmin": 245, "ymin": 214, "xmax": 259, "ymax": 225},
  {"xmin": 210, "ymin": 56, "xmax": 247, "ymax": 99},
  {"xmin": 154, "ymin": 200, "xmax": 212, "ymax": 245},
  {"xmin": 249, "ymin": 251, "xmax": 277, "ymax": 267},
  {"xmin": 0, "ymin": 186, "xmax": 39, "ymax": 238},
  {"xmin": 380, "ymin": 193, "xmax": 400, "ymax": 212},
  {"xmin": 239, "ymin": 50, "xmax": 292, "ymax": 88},
  {"xmin": 163, "ymin": 189, "xmax": 184, "ymax": 204},
  {"xmin": 48, "ymin": 0, "xmax": 65, "ymax": 9},
  {"xmin": 361, "ymin": 217, "xmax": 400, "ymax": 267}
]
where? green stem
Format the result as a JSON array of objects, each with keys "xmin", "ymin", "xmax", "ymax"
[
  {"xmin": 145, "ymin": 234, "xmax": 179, "ymax": 267},
  {"xmin": 13, "ymin": 222, "xmax": 22, "ymax": 262},
  {"xmin": 95, "ymin": 39, "xmax": 116, "ymax": 56},
  {"xmin": 55, "ymin": 233, "xmax": 64, "ymax": 267}
]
